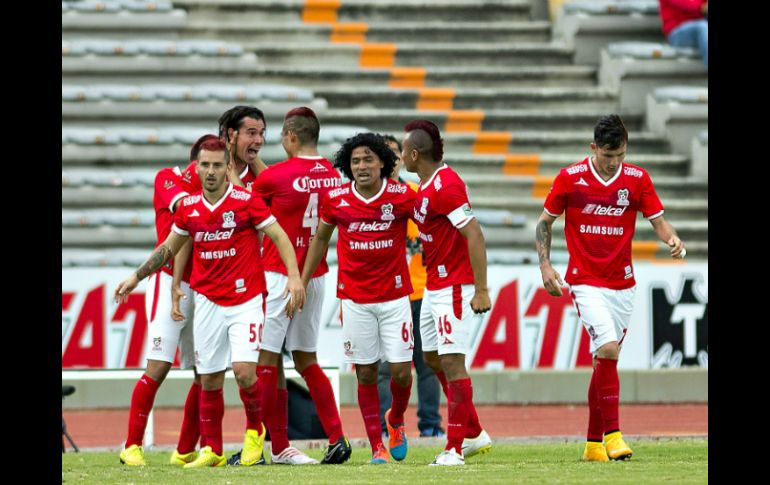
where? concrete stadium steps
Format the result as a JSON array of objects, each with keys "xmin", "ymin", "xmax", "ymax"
[
  {"xmin": 61, "ymin": 9, "xmax": 187, "ymax": 39},
  {"xmin": 444, "ymin": 153, "xmax": 689, "ymax": 177},
  {"xmin": 244, "ymin": 42, "xmax": 574, "ymax": 68},
  {"xmin": 182, "ymin": 21, "xmax": 551, "ymax": 44},
  {"xmin": 62, "ymin": 64, "xmax": 598, "ymax": 88},
  {"xmin": 440, "ymin": 131, "xmax": 670, "ymax": 154},
  {"xmin": 173, "ymin": 0, "xmax": 533, "ymax": 24},
  {"xmin": 311, "ymin": 86, "xmax": 617, "ymax": 111}
]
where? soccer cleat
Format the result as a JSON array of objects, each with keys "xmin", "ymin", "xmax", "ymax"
[
  {"xmin": 320, "ymin": 436, "xmax": 352, "ymax": 464},
  {"xmin": 461, "ymin": 429, "xmax": 492, "ymax": 458},
  {"xmin": 226, "ymin": 450, "xmax": 265, "ymax": 466},
  {"xmin": 604, "ymin": 431, "xmax": 633, "ymax": 461},
  {"xmin": 581, "ymin": 441, "xmax": 609, "ymax": 462},
  {"xmin": 271, "ymin": 446, "xmax": 319, "ymax": 465},
  {"xmin": 370, "ymin": 442, "xmax": 389, "ymax": 464},
  {"xmin": 169, "ymin": 449, "xmax": 198, "ymax": 465},
  {"xmin": 182, "ymin": 446, "xmax": 225, "ymax": 468},
  {"xmin": 240, "ymin": 425, "xmax": 267, "ymax": 466},
  {"xmin": 119, "ymin": 444, "xmax": 146, "ymax": 466},
  {"xmin": 429, "ymin": 448, "xmax": 465, "ymax": 466},
  {"xmin": 385, "ymin": 408, "xmax": 408, "ymax": 461}
]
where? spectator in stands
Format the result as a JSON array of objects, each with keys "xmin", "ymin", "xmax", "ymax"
[
  {"xmin": 658, "ymin": 0, "xmax": 708, "ymax": 68},
  {"xmin": 535, "ymin": 114, "xmax": 686, "ymax": 462},
  {"xmin": 377, "ymin": 135, "xmax": 445, "ymax": 439}
]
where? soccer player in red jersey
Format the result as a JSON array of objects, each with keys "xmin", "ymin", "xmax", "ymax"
[
  {"xmin": 114, "ymin": 139, "xmax": 305, "ymax": 468},
  {"xmin": 401, "ymin": 120, "xmax": 492, "ymax": 466},
  {"xmin": 251, "ymin": 107, "xmax": 351, "ymax": 465},
  {"xmin": 118, "ymin": 133, "xmax": 216, "ymax": 467},
  {"xmin": 301, "ymin": 132, "xmax": 417, "ymax": 464},
  {"xmin": 536, "ymin": 114, "xmax": 686, "ymax": 462}
]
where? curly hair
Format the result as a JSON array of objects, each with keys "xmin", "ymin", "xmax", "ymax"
[{"xmin": 333, "ymin": 132, "xmax": 397, "ymax": 181}]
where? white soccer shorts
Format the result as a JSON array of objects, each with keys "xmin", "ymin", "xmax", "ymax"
[
  {"xmin": 260, "ymin": 272, "xmax": 325, "ymax": 354},
  {"xmin": 420, "ymin": 284, "xmax": 475, "ymax": 355},
  {"xmin": 144, "ymin": 271, "xmax": 194, "ymax": 369},
  {"xmin": 192, "ymin": 291, "xmax": 263, "ymax": 374},
  {"xmin": 568, "ymin": 284, "xmax": 636, "ymax": 355},
  {"xmin": 340, "ymin": 296, "xmax": 414, "ymax": 365}
]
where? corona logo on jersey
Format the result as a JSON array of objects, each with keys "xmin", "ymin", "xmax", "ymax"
[{"xmin": 292, "ymin": 175, "xmax": 340, "ymax": 193}]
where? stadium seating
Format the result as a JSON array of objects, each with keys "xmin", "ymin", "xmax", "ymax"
[
  {"xmin": 645, "ymin": 86, "xmax": 708, "ymax": 159},
  {"xmin": 690, "ymin": 130, "xmax": 707, "ymax": 178}
]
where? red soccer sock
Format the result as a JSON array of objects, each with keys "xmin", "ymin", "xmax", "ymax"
[
  {"xmin": 387, "ymin": 377, "xmax": 412, "ymax": 427},
  {"xmin": 301, "ymin": 364, "xmax": 343, "ymax": 443},
  {"xmin": 595, "ymin": 358, "xmax": 620, "ymax": 434},
  {"xmin": 175, "ymin": 381, "xmax": 201, "ymax": 454},
  {"xmin": 437, "ymin": 371, "xmax": 482, "ymax": 438},
  {"xmin": 445, "ymin": 378, "xmax": 473, "ymax": 454},
  {"xmin": 586, "ymin": 370, "xmax": 604, "ymax": 442},
  {"xmin": 269, "ymin": 388, "xmax": 290, "ymax": 455},
  {"xmin": 238, "ymin": 381, "xmax": 261, "ymax": 431},
  {"xmin": 199, "ymin": 388, "xmax": 225, "ymax": 455},
  {"xmin": 358, "ymin": 383, "xmax": 384, "ymax": 452},
  {"xmin": 125, "ymin": 374, "xmax": 160, "ymax": 447},
  {"xmin": 257, "ymin": 365, "xmax": 278, "ymax": 430}
]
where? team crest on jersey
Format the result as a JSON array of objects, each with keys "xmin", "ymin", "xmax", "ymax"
[
  {"xmin": 164, "ymin": 180, "xmax": 174, "ymax": 190},
  {"xmin": 616, "ymin": 188, "xmax": 630, "ymax": 206},
  {"xmin": 380, "ymin": 203, "xmax": 395, "ymax": 221},
  {"xmin": 222, "ymin": 210, "xmax": 236, "ymax": 228},
  {"xmin": 420, "ymin": 197, "xmax": 429, "ymax": 214},
  {"xmin": 344, "ymin": 340, "xmax": 353, "ymax": 357},
  {"xmin": 434, "ymin": 175, "xmax": 442, "ymax": 191},
  {"xmin": 152, "ymin": 337, "xmax": 161, "ymax": 350}
]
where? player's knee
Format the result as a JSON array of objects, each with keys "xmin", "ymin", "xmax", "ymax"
[
  {"xmin": 391, "ymin": 365, "xmax": 412, "ymax": 387},
  {"xmin": 355, "ymin": 363, "xmax": 378, "ymax": 385},
  {"xmin": 596, "ymin": 342, "xmax": 620, "ymax": 360},
  {"xmin": 423, "ymin": 352, "xmax": 441, "ymax": 373},
  {"xmin": 292, "ymin": 351, "xmax": 317, "ymax": 373},
  {"xmin": 233, "ymin": 367, "xmax": 256, "ymax": 388}
]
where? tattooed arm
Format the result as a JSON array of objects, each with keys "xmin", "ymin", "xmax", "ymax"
[
  {"xmin": 114, "ymin": 231, "xmax": 189, "ymax": 303},
  {"xmin": 535, "ymin": 211, "xmax": 564, "ymax": 297}
]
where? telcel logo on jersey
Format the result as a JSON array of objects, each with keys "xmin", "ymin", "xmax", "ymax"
[
  {"xmin": 195, "ymin": 228, "xmax": 235, "ymax": 242},
  {"xmin": 349, "ymin": 221, "xmax": 393, "ymax": 232},
  {"xmin": 581, "ymin": 204, "xmax": 627, "ymax": 216},
  {"xmin": 292, "ymin": 176, "xmax": 340, "ymax": 193}
]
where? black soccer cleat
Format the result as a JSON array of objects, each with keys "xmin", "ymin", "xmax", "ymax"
[
  {"xmin": 320, "ymin": 436, "xmax": 352, "ymax": 464},
  {"xmin": 226, "ymin": 449, "xmax": 266, "ymax": 466}
]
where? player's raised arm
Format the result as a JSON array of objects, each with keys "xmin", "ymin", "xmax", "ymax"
[
  {"xmin": 114, "ymin": 231, "xmax": 188, "ymax": 303},
  {"xmin": 261, "ymin": 221, "xmax": 306, "ymax": 318},
  {"xmin": 300, "ymin": 221, "xmax": 335, "ymax": 288},
  {"xmin": 535, "ymin": 210, "xmax": 564, "ymax": 296},
  {"xmin": 457, "ymin": 218, "xmax": 491, "ymax": 314}
]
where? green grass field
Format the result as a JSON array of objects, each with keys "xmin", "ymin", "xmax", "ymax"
[{"xmin": 62, "ymin": 439, "xmax": 707, "ymax": 485}]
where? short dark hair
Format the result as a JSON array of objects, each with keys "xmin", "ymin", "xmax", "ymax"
[
  {"xmin": 404, "ymin": 119, "xmax": 443, "ymax": 162},
  {"xmin": 593, "ymin": 114, "xmax": 628, "ymax": 149},
  {"xmin": 383, "ymin": 134, "xmax": 402, "ymax": 152},
  {"xmin": 284, "ymin": 106, "xmax": 320, "ymax": 146},
  {"xmin": 217, "ymin": 105, "xmax": 266, "ymax": 139},
  {"xmin": 189, "ymin": 133, "xmax": 219, "ymax": 162},
  {"xmin": 333, "ymin": 132, "xmax": 397, "ymax": 181}
]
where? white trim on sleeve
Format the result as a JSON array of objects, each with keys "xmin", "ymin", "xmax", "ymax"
[
  {"xmin": 447, "ymin": 203, "xmax": 475, "ymax": 228},
  {"xmin": 255, "ymin": 214, "xmax": 277, "ymax": 230},
  {"xmin": 169, "ymin": 191, "xmax": 189, "ymax": 213},
  {"xmin": 646, "ymin": 210, "xmax": 664, "ymax": 221},
  {"xmin": 171, "ymin": 223, "xmax": 189, "ymax": 236},
  {"xmin": 544, "ymin": 207, "xmax": 562, "ymax": 217}
]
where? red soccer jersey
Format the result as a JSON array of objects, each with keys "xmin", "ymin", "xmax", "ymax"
[
  {"xmin": 543, "ymin": 156, "xmax": 665, "ymax": 290},
  {"xmin": 320, "ymin": 179, "xmax": 416, "ymax": 304},
  {"xmin": 181, "ymin": 160, "xmax": 258, "ymax": 192},
  {"xmin": 252, "ymin": 156, "xmax": 341, "ymax": 277},
  {"xmin": 172, "ymin": 183, "xmax": 276, "ymax": 306},
  {"xmin": 412, "ymin": 165, "xmax": 476, "ymax": 291},
  {"xmin": 153, "ymin": 166, "xmax": 195, "ymax": 282}
]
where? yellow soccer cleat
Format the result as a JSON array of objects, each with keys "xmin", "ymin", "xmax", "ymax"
[
  {"xmin": 581, "ymin": 441, "xmax": 609, "ymax": 462},
  {"xmin": 119, "ymin": 444, "xmax": 146, "ymax": 466},
  {"xmin": 462, "ymin": 429, "xmax": 492, "ymax": 458},
  {"xmin": 182, "ymin": 446, "xmax": 225, "ymax": 468},
  {"xmin": 240, "ymin": 424, "xmax": 267, "ymax": 466},
  {"xmin": 170, "ymin": 449, "xmax": 198, "ymax": 466},
  {"xmin": 604, "ymin": 431, "xmax": 633, "ymax": 461}
]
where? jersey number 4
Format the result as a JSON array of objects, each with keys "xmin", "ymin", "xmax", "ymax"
[{"xmin": 302, "ymin": 193, "xmax": 319, "ymax": 236}]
